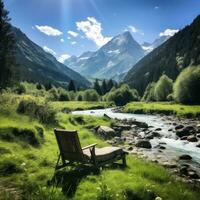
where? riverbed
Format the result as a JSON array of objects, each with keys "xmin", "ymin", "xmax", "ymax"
[{"xmin": 72, "ymin": 108, "xmax": 200, "ymax": 174}]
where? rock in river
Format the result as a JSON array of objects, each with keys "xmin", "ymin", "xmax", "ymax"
[
  {"xmin": 187, "ymin": 135, "xmax": 198, "ymax": 142},
  {"xmin": 179, "ymin": 154, "xmax": 192, "ymax": 160},
  {"xmin": 135, "ymin": 140, "xmax": 152, "ymax": 149}
]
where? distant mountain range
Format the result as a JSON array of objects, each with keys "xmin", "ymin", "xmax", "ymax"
[
  {"xmin": 65, "ymin": 31, "xmax": 170, "ymax": 81},
  {"xmin": 13, "ymin": 27, "xmax": 90, "ymax": 88},
  {"xmin": 124, "ymin": 15, "xmax": 200, "ymax": 94}
]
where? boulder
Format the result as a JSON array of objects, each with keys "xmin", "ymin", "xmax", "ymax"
[
  {"xmin": 135, "ymin": 140, "xmax": 152, "ymax": 149},
  {"xmin": 155, "ymin": 128, "xmax": 162, "ymax": 131},
  {"xmin": 188, "ymin": 171, "xmax": 199, "ymax": 179},
  {"xmin": 176, "ymin": 126, "xmax": 194, "ymax": 138},
  {"xmin": 132, "ymin": 121, "xmax": 148, "ymax": 128},
  {"xmin": 179, "ymin": 154, "xmax": 192, "ymax": 160},
  {"xmin": 187, "ymin": 135, "xmax": 198, "ymax": 142},
  {"xmin": 97, "ymin": 126, "xmax": 116, "ymax": 139},
  {"xmin": 180, "ymin": 136, "xmax": 188, "ymax": 140},
  {"xmin": 196, "ymin": 143, "xmax": 200, "ymax": 148},
  {"xmin": 196, "ymin": 134, "xmax": 200, "ymax": 138},
  {"xmin": 175, "ymin": 124, "xmax": 184, "ymax": 130}
]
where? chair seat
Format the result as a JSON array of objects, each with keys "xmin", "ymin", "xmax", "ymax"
[{"xmin": 83, "ymin": 146, "xmax": 123, "ymax": 162}]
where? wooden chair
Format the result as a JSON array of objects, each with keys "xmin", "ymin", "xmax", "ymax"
[{"xmin": 54, "ymin": 128, "xmax": 127, "ymax": 170}]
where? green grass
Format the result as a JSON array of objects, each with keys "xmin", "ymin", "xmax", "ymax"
[
  {"xmin": 124, "ymin": 102, "xmax": 200, "ymax": 117},
  {"xmin": 0, "ymin": 93, "xmax": 199, "ymax": 200},
  {"xmin": 50, "ymin": 101, "xmax": 113, "ymax": 112}
]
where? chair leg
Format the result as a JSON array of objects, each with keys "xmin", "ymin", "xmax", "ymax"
[{"xmin": 55, "ymin": 154, "xmax": 61, "ymax": 171}]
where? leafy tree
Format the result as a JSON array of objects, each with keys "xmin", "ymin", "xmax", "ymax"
[
  {"xmin": 83, "ymin": 89, "xmax": 100, "ymax": 101},
  {"xmin": 76, "ymin": 93, "xmax": 83, "ymax": 101},
  {"xmin": 142, "ymin": 82, "xmax": 156, "ymax": 102},
  {"xmin": 0, "ymin": 0, "xmax": 16, "ymax": 88},
  {"xmin": 154, "ymin": 75, "xmax": 173, "ymax": 101},
  {"xmin": 36, "ymin": 83, "xmax": 42, "ymax": 90},
  {"xmin": 106, "ymin": 84, "xmax": 139, "ymax": 106},
  {"xmin": 174, "ymin": 66, "xmax": 200, "ymax": 104},
  {"xmin": 93, "ymin": 79, "xmax": 102, "ymax": 95},
  {"xmin": 68, "ymin": 80, "xmax": 76, "ymax": 92},
  {"xmin": 45, "ymin": 83, "xmax": 52, "ymax": 91},
  {"xmin": 59, "ymin": 91, "xmax": 70, "ymax": 101}
]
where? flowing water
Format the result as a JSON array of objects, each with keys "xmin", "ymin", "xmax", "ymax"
[{"xmin": 72, "ymin": 108, "xmax": 200, "ymax": 168}]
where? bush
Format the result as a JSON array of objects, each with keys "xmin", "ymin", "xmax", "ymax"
[
  {"xmin": 142, "ymin": 82, "xmax": 156, "ymax": 102},
  {"xmin": 106, "ymin": 84, "xmax": 139, "ymax": 106},
  {"xmin": 14, "ymin": 83, "xmax": 26, "ymax": 94},
  {"xmin": 76, "ymin": 93, "xmax": 83, "ymax": 101},
  {"xmin": 59, "ymin": 91, "xmax": 70, "ymax": 101},
  {"xmin": 36, "ymin": 83, "xmax": 43, "ymax": 90},
  {"xmin": 154, "ymin": 75, "xmax": 173, "ymax": 101},
  {"xmin": 83, "ymin": 89, "xmax": 100, "ymax": 101},
  {"xmin": 174, "ymin": 66, "xmax": 200, "ymax": 104},
  {"xmin": 47, "ymin": 88, "xmax": 59, "ymax": 101},
  {"xmin": 17, "ymin": 100, "xmax": 56, "ymax": 124}
]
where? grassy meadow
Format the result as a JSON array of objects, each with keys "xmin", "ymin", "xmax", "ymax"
[
  {"xmin": 0, "ymin": 88, "xmax": 200, "ymax": 200},
  {"xmin": 124, "ymin": 102, "xmax": 200, "ymax": 117}
]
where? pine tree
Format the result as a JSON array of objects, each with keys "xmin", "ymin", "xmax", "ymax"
[
  {"xmin": 101, "ymin": 79, "xmax": 107, "ymax": 95},
  {"xmin": 68, "ymin": 80, "xmax": 76, "ymax": 92},
  {"xmin": 93, "ymin": 79, "xmax": 102, "ymax": 95},
  {"xmin": 107, "ymin": 79, "xmax": 114, "ymax": 92},
  {"xmin": 0, "ymin": 0, "xmax": 16, "ymax": 89}
]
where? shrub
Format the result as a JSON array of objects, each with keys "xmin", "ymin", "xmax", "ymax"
[
  {"xmin": 47, "ymin": 88, "xmax": 59, "ymax": 101},
  {"xmin": 106, "ymin": 84, "xmax": 139, "ymax": 106},
  {"xmin": 36, "ymin": 83, "xmax": 43, "ymax": 90},
  {"xmin": 154, "ymin": 75, "xmax": 173, "ymax": 101},
  {"xmin": 83, "ymin": 89, "xmax": 100, "ymax": 101},
  {"xmin": 59, "ymin": 91, "xmax": 70, "ymax": 101},
  {"xmin": 14, "ymin": 83, "xmax": 26, "ymax": 94},
  {"xmin": 17, "ymin": 100, "xmax": 56, "ymax": 124},
  {"xmin": 174, "ymin": 66, "xmax": 200, "ymax": 104},
  {"xmin": 142, "ymin": 82, "xmax": 156, "ymax": 102},
  {"xmin": 76, "ymin": 93, "xmax": 83, "ymax": 101}
]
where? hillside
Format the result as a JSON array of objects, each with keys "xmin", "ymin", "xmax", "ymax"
[
  {"xmin": 124, "ymin": 15, "xmax": 200, "ymax": 94},
  {"xmin": 13, "ymin": 27, "xmax": 90, "ymax": 88},
  {"xmin": 65, "ymin": 31, "xmax": 145, "ymax": 81}
]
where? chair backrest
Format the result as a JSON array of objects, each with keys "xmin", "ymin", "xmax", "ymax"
[{"xmin": 54, "ymin": 129, "xmax": 85, "ymax": 162}]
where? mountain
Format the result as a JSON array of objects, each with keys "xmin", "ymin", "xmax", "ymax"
[
  {"xmin": 124, "ymin": 15, "xmax": 200, "ymax": 94},
  {"xmin": 12, "ymin": 27, "xmax": 90, "ymax": 88},
  {"xmin": 65, "ymin": 31, "xmax": 145, "ymax": 81},
  {"xmin": 142, "ymin": 35, "xmax": 170, "ymax": 54}
]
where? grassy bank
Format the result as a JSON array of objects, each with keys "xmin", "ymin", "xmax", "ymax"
[
  {"xmin": 124, "ymin": 102, "xmax": 200, "ymax": 117},
  {"xmin": 50, "ymin": 101, "xmax": 113, "ymax": 112},
  {"xmin": 0, "ymin": 93, "xmax": 199, "ymax": 199}
]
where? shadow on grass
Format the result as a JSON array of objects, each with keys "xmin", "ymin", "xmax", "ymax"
[{"xmin": 49, "ymin": 163, "xmax": 126, "ymax": 198}]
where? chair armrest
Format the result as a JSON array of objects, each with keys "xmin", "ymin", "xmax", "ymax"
[{"xmin": 82, "ymin": 143, "xmax": 97, "ymax": 150}]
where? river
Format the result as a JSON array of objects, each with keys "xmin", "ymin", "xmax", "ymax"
[{"xmin": 72, "ymin": 108, "xmax": 200, "ymax": 170}]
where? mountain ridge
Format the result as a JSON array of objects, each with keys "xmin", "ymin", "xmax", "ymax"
[{"xmin": 12, "ymin": 27, "xmax": 90, "ymax": 88}]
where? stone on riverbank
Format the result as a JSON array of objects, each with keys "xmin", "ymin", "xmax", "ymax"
[
  {"xmin": 135, "ymin": 140, "xmax": 152, "ymax": 149},
  {"xmin": 97, "ymin": 126, "xmax": 116, "ymax": 139},
  {"xmin": 179, "ymin": 154, "xmax": 192, "ymax": 160}
]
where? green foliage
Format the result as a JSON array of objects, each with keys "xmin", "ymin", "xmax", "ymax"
[
  {"xmin": 36, "ymin": 83, "xmax": 43, "ymax": 90},
  {"xmin": 14, "ymin": 83, "xmax": 26, "ymax": 94},
  {"xmin": 76, "ymin": 93, "xmax": 83, "ymax": 101},
  {"xmin": 142, "ymin": 82, "xmax": 156, "ymax": 102},
  {"xmin": 83, "ymin": 89, "xmax": 100, "ymax": 101},
  {"xmin": 68, "ymin": 80, "xmax": 76, "ymax": 92},
  {"xmin": 0, "ymin": 0, "xmax": 16, "ymax": 89},
  {"xmin": 154, "ymin": 75, "xmax": 173, "ymax": 101},
  {"xmin": 105, "ymin": 84, "xmax": 139, "ymax": 106},
  {"xmin": 174, "ymin": 66, "xmax": 200, "ymax": 104},
  {"xmin": 58, "ymin": 90, "xmax": 70, "ymax": 101},
  {"xmin": 17, "ymin": 100, "xmax": 56, "ymax": 124},
  {"xmin": 94, "ymin": 79, "xmax": 102, "ymax": 95}
]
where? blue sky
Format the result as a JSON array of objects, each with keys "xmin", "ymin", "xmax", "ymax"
[{"xmin": 5, "ymin": 0, "xmax": 200, "ymax": 62}]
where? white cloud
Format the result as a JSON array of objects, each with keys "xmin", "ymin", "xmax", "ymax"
[
  {"xmin": 159, "ymin": 29, "xmax": 179, "ymax": 37},
  {"xmin": 76, "ymin": 17, "xmax": 112, "ymax": 47},
  {"xmin": 67, "ymin": 36, "xmax": 71, "ymax": 40},
  {"xmin": 68, "ymin": 30, "xmax": 79, "ymax": 37},
  {"xmin": 43, "ymin": 46, "xmax": 56, "ymax": 56},
  {"xmin": 71, "ymin": 41, "xmax": 77, "ymax": 45},
  {"xmin": 60, "ymin": 38, "xmax": 65, "ymax": 43},
  {"xmin": 128, "ymin": 25, "xmax": 138, "ymax": 33},
  {"xmin": 58, "ymin": 54, "xmax": 71, "ymax": 63},
  {"xmin": 154, "ymin": 6, "xmax": 159, "ymax": 10},
  {"xmin": 35, "ymin": 25, "xmax": 63, "ymax": 36}
]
